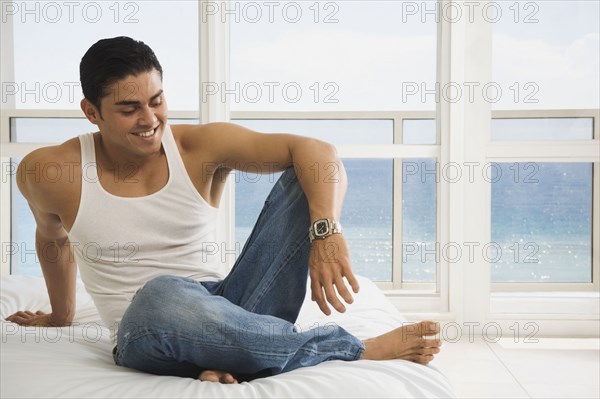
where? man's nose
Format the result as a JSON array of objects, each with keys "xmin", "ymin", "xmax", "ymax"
[{"xmin": 138, "ymin": 106, "xmax": 156, "ymax": 127}]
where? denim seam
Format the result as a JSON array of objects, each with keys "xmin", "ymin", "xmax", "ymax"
[
  {"xmin": 121, "ymin": 331, "xmax": 306, "ymax": 360},
  {"xmin": 296, "ymin": 342, "xmax": 364, "ymax": 360},
  {"xmin": 234, "ymin": 201, "xmax": 272, "ymax": 265}
]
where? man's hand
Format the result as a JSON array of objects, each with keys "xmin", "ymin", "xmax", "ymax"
[
  {"xmin": 5, "ymin": 310, "xmax": 65, "ymax": 327},
  {"xmin": 309, "ymin": 234, "xmax": 360, "ymax": 315}
]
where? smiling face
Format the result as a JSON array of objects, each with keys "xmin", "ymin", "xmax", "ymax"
[{"xmin": 81, "ymin": 69, "xmax": 168, "ymax": 160}]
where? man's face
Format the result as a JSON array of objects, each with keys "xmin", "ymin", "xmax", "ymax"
[{"xmin": 89, "ymin": 69, "xmax": 168, "ymax": 158}]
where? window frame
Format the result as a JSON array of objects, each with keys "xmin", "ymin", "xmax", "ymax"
[
  {"xmin": 1, "ymin": 0, "xmax": 598, "ymax": 336},
  {"xmin": 487, "ymin": 109, "xmax": 599, "ymax": 293}
]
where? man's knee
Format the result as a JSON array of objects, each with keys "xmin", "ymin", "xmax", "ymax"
[
  {"xmin": 140, "ymin": 275, "xmax": 182, "ymax": 293},
  {"xmin": 120, "ymin": 276, "xmax": 196, "ymax": 339},
  {"xmin": 133, "ymin": 275, "xmax": 191, "ymax": 304},
  {"xmin": 131, "ymin": 276, "xmax": 217, "ymax": 321},
  {"xmin": 126, "ymin": 276, "xmax": 189, "ymax": 322}
]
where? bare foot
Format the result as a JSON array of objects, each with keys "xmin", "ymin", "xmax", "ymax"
[
  {"xmin": 362, "ymin": 320, "xmax": 442, "ymax": 365},
  {"xmin": 198, "ymin": 370, "xmax": 239, "ymax": 384}
]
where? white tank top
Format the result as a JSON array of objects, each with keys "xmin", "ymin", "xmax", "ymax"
[{"xmin": 67, "ymin": 125, "xmax": 225, "ymax": 340}]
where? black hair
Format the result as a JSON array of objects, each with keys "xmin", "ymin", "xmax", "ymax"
[{"xmin": 79, "ymin": 36, "xmax": 163, "ymax": 111}]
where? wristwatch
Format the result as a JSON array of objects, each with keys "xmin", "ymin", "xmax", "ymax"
[{"xmin": 309, "ymin": 218, "xmax": 342, "ymax": 243}]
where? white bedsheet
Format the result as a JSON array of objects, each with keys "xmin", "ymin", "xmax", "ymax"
[{"xmin": 1, "ymin": 275, "xmax": 456, "ymax": 398}]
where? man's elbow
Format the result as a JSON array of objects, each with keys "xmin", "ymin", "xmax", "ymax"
[
  {"xmin": 35, "ymin": 227, "xmax": 68, "ymax": 246},
  {"xmin": 302, "ymin": 137, "xmax": 338, "ymax": 156}
]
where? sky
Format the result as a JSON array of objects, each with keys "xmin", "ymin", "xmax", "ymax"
[{"xmin": 1, "ymin": 0, "xmax": 598, "ymax": 117}]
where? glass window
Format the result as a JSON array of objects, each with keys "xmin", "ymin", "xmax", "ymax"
[
  {"xmin": 491, "ymin": 118, "xmax": 594, "ymax": 141},
  {"xmin": 7, "ymin": 1, "xmax": 198, "ymax": 110},
  {"xmin": 492, "ymin": 1, "xmax": 599, "ymax": 109},
  {"xmin": 343, "ymin": 158, "xmax": 393, "ymax": 281},
  {"xmin": 491, "ymin": 162, "xmax": 593, "ymax": 283},
  {"xmin": 402, "ymin": 158, "xmax": 437, "ymax": 283},
  {"xmin": 232, "ymin": 118, "xmax": 393, "ymax": 144},
  {"xmin": 229, "ymin": 0, "xmax": 437, "ymax": 111},
  {"xmin": 10, "ymin": 118, "xmax": 93, "ymax": 143},
  {"xmin": 403, "ymin": 119, "xmax": 436, "ymax": 144},
  {"xmin": 10, "ymin": 118, "xmax": 201, "ymax": 143}
]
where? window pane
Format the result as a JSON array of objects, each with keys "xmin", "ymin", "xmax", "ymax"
[
  {"xmin": 168, "ymin": 119, "xmax": 202, "ymax": 125},
  {"xmin": 492, "ymin": 1, "xmax": 599, "ymax": 109},
  {"xmin": 11, "ymin": 118, "xmax": 201, "ymax": 143},
  {"xmin": 229, "ymin": 0, "xmax": 437, "ymax": 111},
  {"xmin": 402, "ymin": 158, "xmax": 437, "ymax": 283},
  {"xmin": 235, "ymin": 158, "xmax": 393, "ymax": 282},
  {"xmin": 491, "ymin": 118, "xmax": 593, "ymax": 141},
  {"xmin": 7, "ymin": 1, "xmax": 198, "ymax": 110},
  {"xmin": 11, "ymin": 118, "xmax": 91, "ymax": 143},
  {"xmin": 491, "ymin": 163, "xmax": 592, "ymax": 283},
  {"xmin": 343, "ymin": 159, "xmax": 393, "ymax": 281},
  {"xmin": 403, "ymin": 119, "xmax": 436, "ymax": 144},
  {"xmin": 232, "ymin": 119, "xmax": 393, "ymax": 145}
]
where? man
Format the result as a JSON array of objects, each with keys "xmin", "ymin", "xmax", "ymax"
[{"xmin": 6, "ymin": 36, "xmax": 441, "ymax": 383}]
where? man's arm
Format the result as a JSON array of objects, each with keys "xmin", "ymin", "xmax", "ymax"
[
  {"xmin": 5, "ymin": 152, "xmax": 77, "ymax": 327},
  {"xmin": 284, "ymin": 137, "xmax": 360, "ymax": 315},
  {"xmin": 184, "ymin": 122, "xmax": 360, "ymax": 315}
]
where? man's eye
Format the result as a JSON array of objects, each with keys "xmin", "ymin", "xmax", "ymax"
[
  {"xmin": 121, "ymin": 109, "xmax": 136, "ymax": 115},
  {"xmin": 151, "ymin": 101, "xmax": 161, "ymax": 107}
]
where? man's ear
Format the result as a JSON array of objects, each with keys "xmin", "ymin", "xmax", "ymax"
[{"xmin": 80, "ymin": 98, "xmax": 102, "ymax": 125}]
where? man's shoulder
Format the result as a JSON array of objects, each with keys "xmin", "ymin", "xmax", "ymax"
[
  {"xmin": 22, "ymin": 137, "xmax": 81, "ymax": 163},
  {"xmin": 172, "ymin": 123, "xmax": 211, "ymax": 146},
  {"xmin": 172, "ymin": 122, "xmax": 246, "ymax": 154},
  {"xmin": 17, "ymin": 136, "xmax": 82, "ymax": 192}
]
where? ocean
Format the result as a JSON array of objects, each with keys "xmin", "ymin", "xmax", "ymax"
[{"xmin": 12, "ymin": 159, "xmax": 593, "ymax": 283}]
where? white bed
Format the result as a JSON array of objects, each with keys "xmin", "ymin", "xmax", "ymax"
[{"xmin": 1, "ymin": 274, "xmax": 456, "ymax": 398}]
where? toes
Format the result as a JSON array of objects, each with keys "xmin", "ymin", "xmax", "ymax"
[
  {"xmin": 405, "ymin": 321, "xmax": 440, "ymax": 338},
  {"xmin": 221, "ymin": 373, "xmax": 238, "ymax": 384},
  {"xmin": 420, "ymin": 338, "xmax": 442, "ymax": 348},
  {"xmin": 407, "ymin": 354, "xmax": 434, "ymax": 365},
  {"xmin": 199, "ymin": 370, "xmax": 239, "ymax": 384},
  {"xmin": 421, "ymin": 347, "xmax": 440, "ymax": 356},
  {"xmin": 413, "ymin": 355, "xmax": 433, "ymax": 366},
  {"xmin": 419, "ymin": 320, "xmax": 440, "ymax": 336},
  {"xmin": 419, "ymin": 354, "xmax": 434, "ymax": 365},
  {"xmin": 198, "ymin": 371, "xmax": 220, "ymax": 382}
]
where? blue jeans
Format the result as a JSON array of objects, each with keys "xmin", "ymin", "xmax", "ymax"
[{"xmin": 113, "ymin": 168, "xmax": 365, "ymax": 379}]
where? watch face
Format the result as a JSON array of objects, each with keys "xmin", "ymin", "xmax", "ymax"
[{"xmin": 315, "ymin": 220, "xmax": 329, "ymax": 236}]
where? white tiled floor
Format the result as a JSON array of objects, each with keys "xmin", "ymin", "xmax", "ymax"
[{"xmin": 431, "ymin": 337, "xmax": 600, "ymax": 398}]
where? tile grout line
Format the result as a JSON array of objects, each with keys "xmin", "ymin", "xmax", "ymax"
[{"xmin": 485, "ymin": 340, "xmax": 533, "ymax": 399}]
